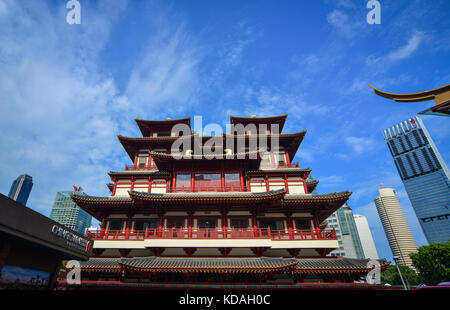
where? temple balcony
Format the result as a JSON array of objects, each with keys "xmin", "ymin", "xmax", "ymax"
[
  {"xmin": 86, "ymin": 228, "xmax": 338, "ymax": 252},
  {"xmin": 124, "ymin": 164, "xmax": 159, "ymax": 171},
  {"xmin": 167, "ymin": 186, "xmax": 249, "ymax": 193},
  {"xmin": 259, "ymin": 162, "xmax": 300, "ymax": 169}
]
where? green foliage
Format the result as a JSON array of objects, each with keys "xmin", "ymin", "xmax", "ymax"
[
  {"xmin": 410, "ymin": 242, "xmax": 450, "ymax": 285},
  {"xmin": 381, "ymin": 264, "xmax": 419, "ymax": 286}
]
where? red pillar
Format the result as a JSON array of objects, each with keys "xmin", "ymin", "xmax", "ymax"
[
  {"xmin": 284, "ymin": 173, "xmax": 289, "ymax": 194},
  {"xmin": 172, "ymin": 172, "xmax": 176, "ymax": 191},
  {"xmin": 130, "ymin": 176, "xmax": 135, "ymax": 191},
  {"xmin": 148, "ymin": 176, "xmax": 153, "ymax": 193},
  {"xmin": 221, "ymin": 169, "xmax": 225, "ymax": 190}
]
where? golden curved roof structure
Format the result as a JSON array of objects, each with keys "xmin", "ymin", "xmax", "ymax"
[{"xmin": 369, "ymin": 83, "xmax": 450, "ymax": 116}]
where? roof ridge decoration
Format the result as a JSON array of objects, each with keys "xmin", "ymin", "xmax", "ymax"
[{"xmin": 369, "ymin": 83, "xmax": 450, "ymax": 116}]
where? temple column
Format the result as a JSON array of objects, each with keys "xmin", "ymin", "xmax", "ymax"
[{"xmin": 187, "ymin": 209, "xmax": 194, "ymax": 238}]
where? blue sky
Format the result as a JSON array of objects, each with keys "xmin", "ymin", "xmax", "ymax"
[{"xmin": 0, "ymin": 0, "xmax": 449, "ymax": 263}]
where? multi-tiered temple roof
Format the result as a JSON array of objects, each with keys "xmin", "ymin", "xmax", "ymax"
[{"xmin": 63, "ymin": 115, "xmax": 388, "ymax": 289}]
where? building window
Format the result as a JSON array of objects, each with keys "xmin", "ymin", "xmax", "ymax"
[
  {"xmin": 167, "ymin": 218, "xmax": 185, "ymax": 228},
  {"xmin": 230, "ymin": 219, "xmax": 249, "ymax": 229},
  {"xmin": 138, "ymin": 156, "xmax": 147, "ymax": 167},
  {"xmin": 224, "ymin": 173, "xmax": 240, "ymax": 188},
  {"xmin": 176, "ymin": 174, "xmax": 191, "ymax": 190},
  {"xmin": 295, "ymin": 220, "xmax": 311, "ymax": 230},
  {"xmin": 134, "ymin": 220, "xmax": 158, "ymax": 231},
  {"xmin": 274, "ymin": 152, "xmax": 285, "ymax": 165},
  {"xmin": 194, "ymin": 173, "xmax": 221, "ymax": 189},
  {"xmin": 109, "ymin": 221, "xmax": 123, "ymax": 231},
  {"xmin": 197, "ymin": 219, "xmax": 216, "ymax": 229},
  {"xmin": 259, "ymin": 220, "xmax": 284, "ymax": 231},
  {"xmin": 157, "ymin": 132, "xmax": 171, "ymax": 137}
]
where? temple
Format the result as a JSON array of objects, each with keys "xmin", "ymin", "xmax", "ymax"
[
  {"xmin": 58, "ymin": 115, "xmax": 389, "ymax": 289},
  {"xmin": 369, "ymin": 83, "xmax": 450, "ymax": 116}
]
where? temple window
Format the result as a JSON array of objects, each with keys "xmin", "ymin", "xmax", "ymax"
[
  {"xmin": 157, "ymin": 132, "xmax": 171, "ymax": 137},
  {"xmin": 109, "ymin": 221, "xmax": 123, "ymax": 231},
  {"xmin": 138, "ymin": 156, "xmax": 147, "ymax": 168},
  {"xmin": 295, "ymin": 219, "xmax": 311, "ymax": 230},
  {"xmin": 274, "ymin": 152, "xmax": 286, "ymax": 165},
  {"xmin": 134, "ymin": 220, "xmax": 158, "ymax": 231},
  {"xmin": 259, "ymin": 220, "xmax": 284, "ymax": 231},
  {"xmin": 197, "ymin": 219, "xmax": 216, "ymax": 229},
  {"xmin": 260, "ymin": 152, "xmax": 271, "ymax": 168},
  {"xmin": 224, "ymin": 173, "xmax": 240, "ymax": 188},
  {"xmin": 176, "ymin": 174, "xmax": 191, "ymax": 190},
  {"xmin": 230, "ymin": 219, "xmax": 249, "ymax": 229},
  {"xmin": 167, "ymin": 218, "xmax": 185, "ymax": 228},
  {"xmin": 194, "ymin": 173, "xmax": 221, "ymax": 189}
]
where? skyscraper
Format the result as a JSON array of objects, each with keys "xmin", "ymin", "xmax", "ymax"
[
  {"xmin": 50, "ymin": 187, "xmax": 92, "ymax": 235},
  {"xmin": 326, "ymin": 203, "xmax": 365, "ymax": 259},
  {"xmin": 384, "ymin": 116, "xmax": 450, "ymax": 243},
  {"xmin": 7, "ymin": 174, "xmax": 33, "ymax": 205},
  {"xmin": 374, "ymin": 187, "xmax": 417, "ymax": 269},
  {"xmin": 353, "ymin": 214, "xmax": 379, "ymax": 259}
]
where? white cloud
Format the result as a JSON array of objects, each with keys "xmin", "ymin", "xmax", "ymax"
[
  {"xmin": 387, "ymin": 31, "xmax": 424, "ymax": 62},
  {"xmin": 345, "ymin": 136, "xmax": 375, "ymax": 154},
  {"xmin": 326, "ymin": 9, "xmax": 360, "ymax": 38},
  {"xmin": 126, "ymin": 26, "xmax": 201, "ymax": 111},
  {"xmin": 0, "ymin": 0, "xmax": 200, "ymax": 220}
]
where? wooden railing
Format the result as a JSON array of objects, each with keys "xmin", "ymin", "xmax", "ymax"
[
  {"xmin": 86, "ymin": 228, "xmax": 337, "ymax": 241},
  {"xmin": 168, "ymin": 186, "xmax": 248, "ymax": 193},
  {"xmin": 259, "ymin": 162, "xmax": 300, "ymax": 169},
  {"xmin": 124, "ymin": 164, "xmax": 158, "ymax": 171}
]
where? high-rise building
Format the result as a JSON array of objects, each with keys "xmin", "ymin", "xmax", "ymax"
[
  {"xmin": 374, "ymin": 186, "xmax": 417, "ymax": 269},
  {"xmin": 50, "ymin": 187, "xmax": 92, "ymax": 235},
  {"xmin": 7, "ymin": 174, "xmax": 33, "ymax": 206},
  {"xmin": 353, "ymin": 214, "xmax": 379, "ymax": 259},
  {"xmin": 384, "ymin": 116, "xmax": 450, "ymax": 243},
  {"xmin": 326, "ymin": 203, "xmax": 365, "ymax": 259}
]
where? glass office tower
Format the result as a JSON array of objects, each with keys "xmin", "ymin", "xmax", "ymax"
[
  {"xmin": 326, "ymin": 203, "xmax": 366, "ymax": 259},
  {"xmin": 8, "ymin": 174, "xmax": 33, "ymax": 206},
  {"xmin": 50, "ymin": 188, "xmax": 92, "ymax": 235},
  {"xmin": 383, "ymin": 116, "xmax": 450, "ymax": 243}
]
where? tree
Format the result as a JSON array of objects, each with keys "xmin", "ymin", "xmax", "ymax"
[
  {"xmin": 381, "ymin": 264, "xmax": 419, "ymax": 286},
  {"xmin": 410, "ymin": 242, "xmax": 450, "ymax": 286}
]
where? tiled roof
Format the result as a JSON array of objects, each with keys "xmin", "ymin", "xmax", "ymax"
[
  {"xmin": 71, "ymin": 193, "xmax": 132, "ymax": 204},
  {"xmin": 77, "ymin": 256, "xmax": 389, "ymax": 274},
  {"xmin": 121, "ymin": 256, "xmax": 296, "ymax": 273},
  {"xmin": 295, "ymin": 258, "xmax": 390, "ymax": 273},
  {"xmin": 284, "ymin": 191, "xmax": 352, "ymax": 202},
  {"xmin": 79, "ymin": 257, "xmax": 121, "ymax": 272}
]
